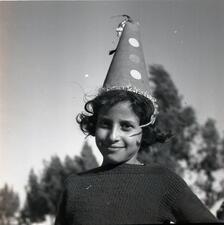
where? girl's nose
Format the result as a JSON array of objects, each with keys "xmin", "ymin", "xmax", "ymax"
[{"xmin": 108, "ymin": 126, "xmax": 120, "ymax": 142}]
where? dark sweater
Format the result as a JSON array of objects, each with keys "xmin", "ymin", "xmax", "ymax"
[{"xmin": 55, "ymin": 163, "xmax": 218, "ymax": 224}]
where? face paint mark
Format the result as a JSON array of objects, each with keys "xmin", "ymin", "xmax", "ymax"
[
  {"xmin": 136, "ymin": 140, "xmax": 141, "ymax": 147},
  {"xmin": 129, "ymin": 131, "xmax": 142, "ymax": 137}
]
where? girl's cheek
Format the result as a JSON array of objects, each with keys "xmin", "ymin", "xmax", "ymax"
[{"xmin": 96, "ymin": 129, "xmax": 107, "ymax": 139}]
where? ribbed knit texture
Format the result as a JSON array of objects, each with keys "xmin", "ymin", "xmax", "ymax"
[{"xmin": 55, "ymin": 163, "xmax": 217, "ymax": 224}]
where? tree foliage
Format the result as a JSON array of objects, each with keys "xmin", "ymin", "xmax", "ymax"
[
  {"xmin": 138, "ymin": 65, "xmax": 198, "ymax": 173},
  {"xmin": 20, "ymin": 169, "xmax": 48, "ymax": 224},
  {"xmin": 21, "ymin": 141, "xmax": 98, "ymax": 223},
  {"xmin": 0, "ymin": 184, "xmax": 20, "ymax": 225},
  {"xmin": 138, "ymin": 64, "xmax": 224, "ymax": 209},
  {"xmin": 191, "ymin": 119, "xmax": 224, "ymax": 207}
]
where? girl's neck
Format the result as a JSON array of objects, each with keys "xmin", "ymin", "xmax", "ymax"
[{"xmin": 102, "ymin": 159, "xmax": 144, "ymax": 166}]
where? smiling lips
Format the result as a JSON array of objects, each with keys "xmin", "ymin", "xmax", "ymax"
[{"xmin": 106, "ymin": 146, "xmax": 125, "ymax": 152}]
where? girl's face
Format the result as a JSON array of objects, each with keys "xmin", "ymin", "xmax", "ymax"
[{"xmin": 95, "ymin": 101, "xmax": 143, "ymax": 165}]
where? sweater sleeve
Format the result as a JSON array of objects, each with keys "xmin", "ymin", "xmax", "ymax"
[
  {"xmin": 172, "ymin": 176, "xmax": 218, "ymax": 223},
  {"xmin": 54, "ymin": 188, "xmax": 68, "ymax": 225}
]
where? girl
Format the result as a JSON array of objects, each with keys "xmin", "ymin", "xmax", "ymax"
[
  {"xmin": 55, "ymin": 18, "xmax": 218, "ymax": 224},
  {"xmin": 55, "ymin": 90, "xmax": 217, "ymax": 224}
]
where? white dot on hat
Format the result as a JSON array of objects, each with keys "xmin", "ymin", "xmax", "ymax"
[
  {"xmin": 130, "ymin": 70, "xmax": 141, "ymax": 80},
  {"xmin": 129, "ymin": 54, "xmax": 140, "ymax": 64},
  {"xmin": 129, "ymin": 38, "xmax": 140, "ymax": 47}
]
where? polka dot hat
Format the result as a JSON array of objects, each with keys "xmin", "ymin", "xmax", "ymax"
[{"xmin": 101, "ymin": 17, "xmax": 158, "ymax": 126}]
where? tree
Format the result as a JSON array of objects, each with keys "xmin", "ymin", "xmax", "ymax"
[
  {"xmin": 218, "ymin": 134, "xmax": 224, "ymax": 171},
  {"xmin": 21, "ymin": 141, "xmax": 98, "ymax": 223},
  {"xmin": 41, "ymin": 156, "xmax": 65, "ymax": 217},
  {"xmin": 193, "ymin": 119, "xmax": 222, "ymax": 207},
  {"xmin": 75, "ymin": 141, "xmax": 99, "ymax": 172},
  {"xmin": 138, "ymin": 64, "xmax": 224, "ymax": 209},
  {"xmin": 21, "ymin": 169, "xmax": 48, "ymax": 224},
  {"xmin": 138, "ymin": 65, "xmax": 199, "ymax": 174},
  {"xmin": 0, "ymin": 184, "xmax": 20, "ymax": 225}
]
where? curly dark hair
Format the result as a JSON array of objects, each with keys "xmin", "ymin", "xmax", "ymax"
[{"xmin": 76, "ymin": 90, "xmax": 169, "ymax": 149}]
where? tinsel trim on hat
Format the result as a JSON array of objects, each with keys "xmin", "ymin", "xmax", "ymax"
[{"xmin": 99, "ymin": 85, "xmax": 159, "ymax": 127}]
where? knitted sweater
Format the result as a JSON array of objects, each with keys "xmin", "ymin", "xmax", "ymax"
[{"xmin": 55, "ymin": 163, "xmax": 217, "ymax": 224}]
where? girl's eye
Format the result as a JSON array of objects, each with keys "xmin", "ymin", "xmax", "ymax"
[
  {"xmin": 121, "ymin": 122, "xmax": 133, "ymax": 131},
  {"xmin": 98, "ymin": 120, "xmax": 111, "ymax": 128}
]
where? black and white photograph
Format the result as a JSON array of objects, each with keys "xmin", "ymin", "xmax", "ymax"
[{"xmin": 0, "ymin": 1, "xmax": 224, "ymax": 224}]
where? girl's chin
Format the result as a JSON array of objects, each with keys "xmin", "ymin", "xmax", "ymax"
[
  {"xmin": 102, "ymin": 153, "xmax": 137, "ymax": 165},
  {"xmin": 102, "ymin": 155, "xmax": 126, "ymax": 165}
]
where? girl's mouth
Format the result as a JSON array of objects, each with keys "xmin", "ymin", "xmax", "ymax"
[{"xmin": 106, "ymin": 146, "xmax": 125, "ymax": 151}]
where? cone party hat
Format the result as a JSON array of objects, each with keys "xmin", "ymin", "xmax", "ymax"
[{"xmin": 101, "ymin": 17, "xmax": 158, "ymax": 126}]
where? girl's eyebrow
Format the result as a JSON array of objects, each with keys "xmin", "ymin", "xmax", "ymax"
[
  {"xmin": 97, "ymin": 116, "xmax": 111, "ymax": 121},
  {"xmin": 98, "ymin": 116, "xmax": 136, "ymax": 123},
  {"xmin": 120, "ymin": 120, "xmax": 137, "ymax": 125}
]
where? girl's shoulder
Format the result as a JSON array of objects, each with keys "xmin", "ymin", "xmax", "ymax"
[
  {"xmin": 142, "ymin": 163, "xmax": 179, "ymax": 176},
  {"xmin": 143, "ymin": 164, "xmax": 189, "ymax": 188},
  {"xmin": 63, "ymin": 166, "xmax": 102, "ymax": 182}
]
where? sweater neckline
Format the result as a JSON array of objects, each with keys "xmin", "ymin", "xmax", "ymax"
[
  {"xmin": 102, "ymin": 162, "xmax": 145, "ymax": 168},
  {"xmin": 95, "ymin": 162, "xmax": 147, "ymax": 173}
]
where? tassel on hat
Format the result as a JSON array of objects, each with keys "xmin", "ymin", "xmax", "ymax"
[{"xmin": 100, "ymin": 16, "xmax": 158, "ymax": 126}]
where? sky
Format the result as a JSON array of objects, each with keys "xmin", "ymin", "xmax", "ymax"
[{"xmin": 0, "ymin": 0, "xmax": 224, "ymax": 205}]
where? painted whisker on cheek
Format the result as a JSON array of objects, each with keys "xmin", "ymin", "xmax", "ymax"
[
  {"xmin": 129, "ymin": 131, "xmax": 142, "ymax": 147},
  {"xmin": 129, "ymin": 131, "xmax": 142, "ymax": 137}
]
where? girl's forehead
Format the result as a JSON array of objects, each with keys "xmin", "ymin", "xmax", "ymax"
[
  {"xmin": 98, "ymin": 101, "xmax": 140, "ymax": 122},
  {"xmin": 99, "ymin": 100, "xmax": 131, "ymax": 113}
]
